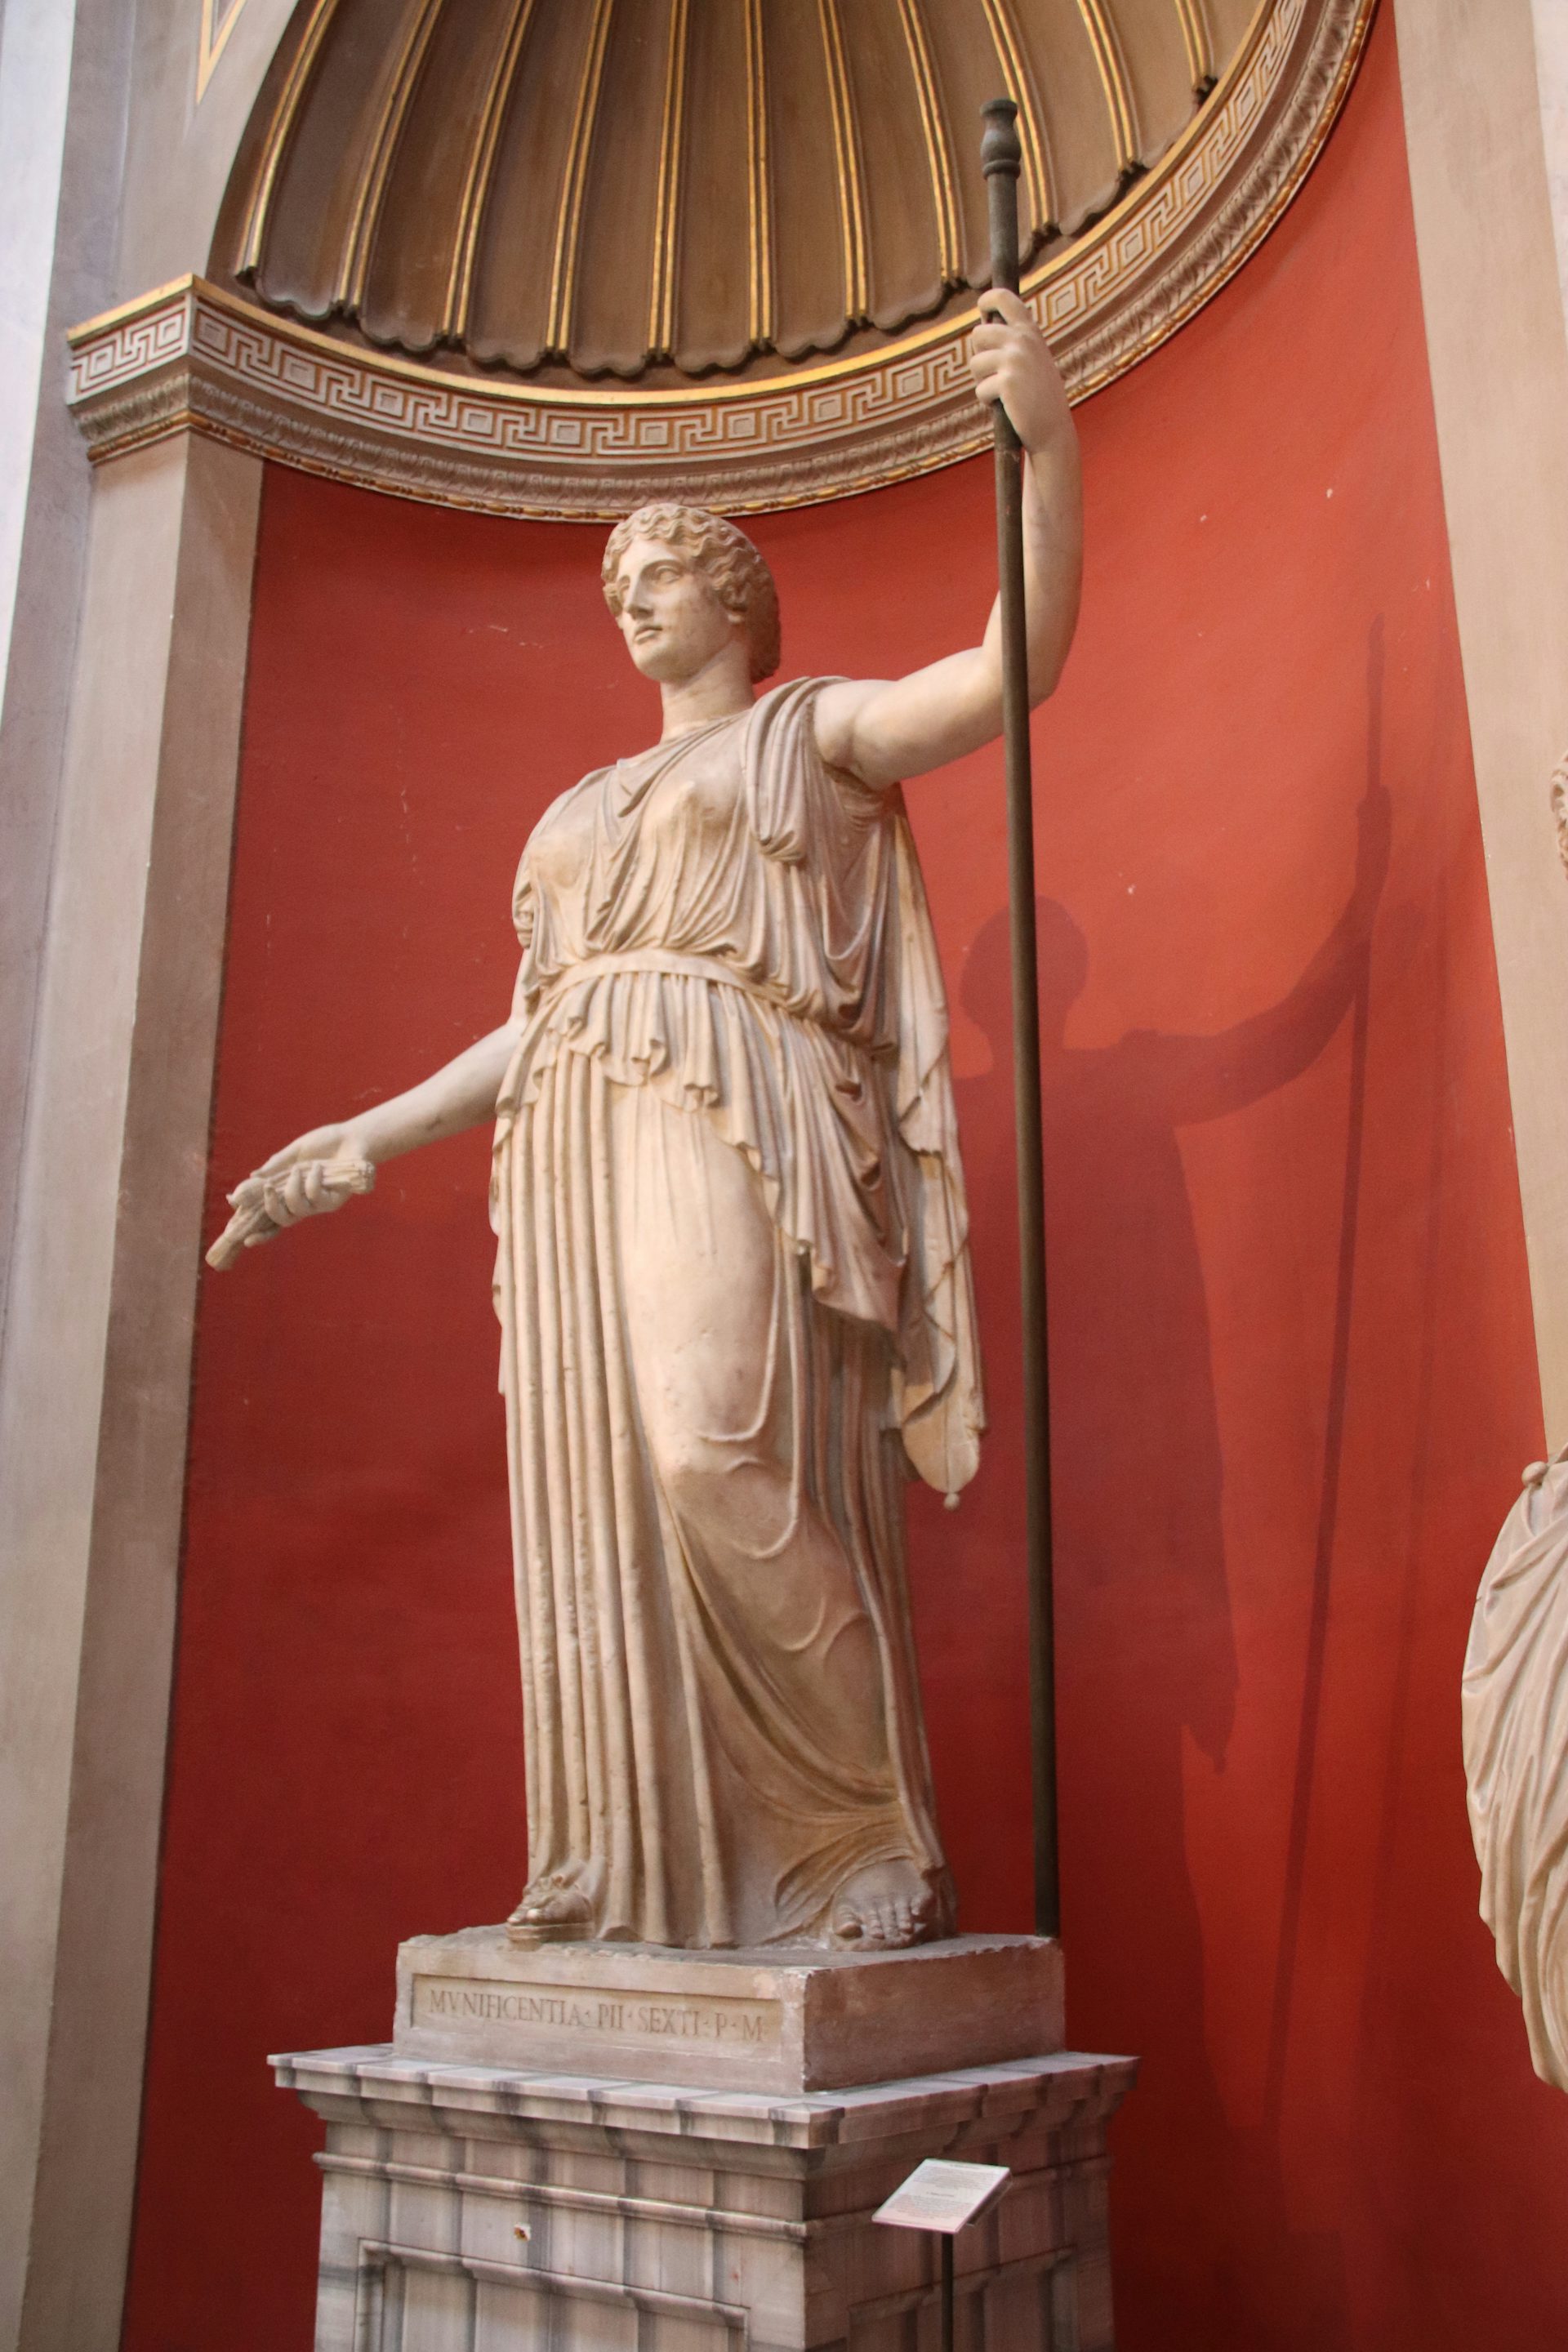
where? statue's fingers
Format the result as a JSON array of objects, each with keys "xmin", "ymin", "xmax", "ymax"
[
  {"xmin": 978, "ymin": 286, "xmax": 1029, "ymax": 325},
  {"xmin": 265, "ymin": 1172, "xmax": 306, "ymax": 1223},
  {"xmin": 302, "ymin": 1164, "xmax": 327, "ymax": 1209},
  {"xmin": 260, "ymin": 1183, "xmax": 295, "ymax": 1227},
  {"xmin": 283, "ymin": 1166, "xmax": 316, "ymax": 1218}
]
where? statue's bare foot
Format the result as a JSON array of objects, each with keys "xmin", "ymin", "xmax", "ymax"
[
  {"xmin": 506, "ymin": 1868, "xmax": 595, "ymax": 1945},
  {"xmin": 829, "ymin": 1859, "xmax": 938, "ymax": 1949}
]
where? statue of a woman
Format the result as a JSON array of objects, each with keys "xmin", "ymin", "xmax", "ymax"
[{"xmin": 215, "ymin": 293, "xmax": 1081, "ymax": 1953}]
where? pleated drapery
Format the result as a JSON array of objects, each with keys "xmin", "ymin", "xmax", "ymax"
[
  {"xmin": 490, "ymin": 679, "xmax": 982, "ymax": 1946},
  {"xmin": 1464, "ymin": 1450, "xmax": 1568, "ymax": 2089}
]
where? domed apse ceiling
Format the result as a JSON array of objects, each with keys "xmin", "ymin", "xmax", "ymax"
[
  {"xmin": 67, "ymin": 0, "xmax": 1374, "ymax": 514},
  {"xmin": 224, "ymin": 0, "xmax": 1252, "ymax": 386}
]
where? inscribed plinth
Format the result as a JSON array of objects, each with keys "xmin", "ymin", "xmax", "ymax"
[{"xmin": 394, "ymin": 1927, "xmax": 1064, "ymax": 2092}]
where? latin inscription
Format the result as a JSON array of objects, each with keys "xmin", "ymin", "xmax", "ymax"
[{"xmin": 412, "ymin": 1977, "xmax": 778, "ymax": 2049}]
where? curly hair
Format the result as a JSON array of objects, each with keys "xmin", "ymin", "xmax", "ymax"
[{"xmin": 601, "ymin": 503, "xmax": 780, "ymax": 684}]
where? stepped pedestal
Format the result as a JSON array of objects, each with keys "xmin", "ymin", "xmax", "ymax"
[{"xmin": 274, "ymin": 1931, "xmax": 1136, "ymax": 2351}]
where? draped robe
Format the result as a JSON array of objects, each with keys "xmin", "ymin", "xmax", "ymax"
[
  {"xmin": 1464, "ymin": 1448, "xmax": 1568, "ymax": 2089},
  {"xmin": 492, "ymin": 679, "xmax": 982, "ymax": 1947}
]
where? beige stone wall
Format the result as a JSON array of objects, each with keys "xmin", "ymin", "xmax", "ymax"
[
  {"xmin": 1, "ymin": 430, "xmax": 261, "ymax": 2352},
  {"xmin": 0, "ymin": 8, "xmax": 287, "ymax": 2347},
  {"xmin": 1394, "ymin": 0, "xmax": 1568, "ymax": 1444},
  {"xmin": 1530, "ymin": 0, "xmax": 1568, "ymax": 316}
]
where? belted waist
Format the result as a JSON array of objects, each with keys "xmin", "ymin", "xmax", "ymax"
[
  {"xmin": 539, "ymin": 950, "xmax": 761, "ymax": 996},
  {"xmin": 531, "ymin": 949, "xmax": 887, "ymax": 1058}
]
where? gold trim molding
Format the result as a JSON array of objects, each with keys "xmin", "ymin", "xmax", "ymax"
[
  {"xmin": 73, "ymin": 0, "xmax": 1374, "ymax": 519},
  {"xmin": 198, "ymin": 0, "xmax": 257, "ymax": 100}
]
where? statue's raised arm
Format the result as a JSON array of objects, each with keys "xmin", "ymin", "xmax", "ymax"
[{"xmin": 815, "ymin": 288, "xmax": 1082, "ymax": 789}]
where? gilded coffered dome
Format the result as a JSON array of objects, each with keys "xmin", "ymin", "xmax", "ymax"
[{"xmin": 222, "ymin": 0, "xmax": 1285, "ymax": 385}]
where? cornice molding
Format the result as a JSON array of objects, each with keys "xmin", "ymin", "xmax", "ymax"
[{"xmin": 69, "ymin": 0, "xmax": 1374, "ymax": 519}]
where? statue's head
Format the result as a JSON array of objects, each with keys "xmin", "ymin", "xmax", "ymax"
[{"xmin": 602, "ymin": 504, "xmax": 780, "ymax": 687}]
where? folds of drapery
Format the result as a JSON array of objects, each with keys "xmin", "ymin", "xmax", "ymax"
[
  {"xmin": 482, "ymin": 678, "xmax": 978, "ymax": 1943},
  {"xmin": 742, "ymin": 678, "xmax": 983, "ymax": 1496},
  {"xmin": 498, "ymin": 955, "xmax": 904, "ymax": 1334},
  {"xmin": 1463, "ymin": 1450, "xmax": 1568, "ymax": 2090},
  {"xmin": 492, "ymin": 1049, "xmax": 949, "ymax": 1947},
  {"xmin": 496, "ymin": 677, "xmax": 984, "ymax": 1495}
]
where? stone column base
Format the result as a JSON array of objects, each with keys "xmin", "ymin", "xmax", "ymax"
[{"xmin": 274, "ymin": 2042, "xmax": 1136, "ymax": 2350}]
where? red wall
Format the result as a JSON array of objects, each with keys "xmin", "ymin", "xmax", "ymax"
[{"xmin": 124, "ymin": 17, "xmax": 1568, "ymax": 2349}]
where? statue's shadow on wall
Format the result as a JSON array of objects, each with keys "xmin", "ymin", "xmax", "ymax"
[{"xmin": 951, "ymin": 627, "xmax": 1390, "ymax": 2344}]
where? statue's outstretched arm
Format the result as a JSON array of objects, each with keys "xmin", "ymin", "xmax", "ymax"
[
  {"xmin": 815, "ymin": 289, "xmax": 1082, "ymax": 790},
  {"xmin": 208, "ymin": 1020, "xmax": 520, "ymax": 1268}
]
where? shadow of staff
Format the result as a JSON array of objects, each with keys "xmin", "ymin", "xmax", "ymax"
[{"xmin": 951, "ymin": 644, "xmax": 1390, "ymax": 2346}]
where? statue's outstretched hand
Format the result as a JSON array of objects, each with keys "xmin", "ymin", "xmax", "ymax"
[
  {"xmin": 207, "ymin": 1125, "xmax": 375, "ymax": 1271},
  {"xmin": 969, "ymin": 287, "xmax": 1071, "ymax": 457}
]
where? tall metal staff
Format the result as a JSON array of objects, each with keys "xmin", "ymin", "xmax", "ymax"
[{"xmin": 981, "ymin": 98, "xmax": 1059, "ymax": 1942}]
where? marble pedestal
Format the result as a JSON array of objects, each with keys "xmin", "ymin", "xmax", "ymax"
[{"xmin": 274, "ymin": 2038, "xmax": 1135, "ymax": 2351}]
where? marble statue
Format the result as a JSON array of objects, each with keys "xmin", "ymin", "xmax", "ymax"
[
  {"xmin": 211, "ymin": 291, "xmax": 1082, "ymax": 1952},
  {"xmin": 1464, "ymin": 1446, "xmax": 1568, "ymax": 2088},
  {"xmin": 1463, "ymin": 764, "xmax": 1568, "ymax": 2089}
]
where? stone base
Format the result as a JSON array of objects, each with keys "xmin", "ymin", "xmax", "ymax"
[
  {"xmin": 394, "ymin": 1927, "xmax": 1064, "ymax": 2092},
  {"xmin": 274, "ymin": 2041, "xmax": 1137, "ymax": 2350}
]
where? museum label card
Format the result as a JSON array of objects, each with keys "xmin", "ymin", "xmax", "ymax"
[{"xmin": 872, "ymin": 2158, "xmax": 1010, "ymax": 2235}]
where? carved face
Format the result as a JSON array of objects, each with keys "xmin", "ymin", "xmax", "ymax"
[{"xmin": 611, "ymin": 534, "xmax": 745, "ymax": 685}]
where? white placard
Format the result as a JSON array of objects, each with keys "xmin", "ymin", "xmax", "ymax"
[{"xmin": 871, "ymin": 2158, "xmax": 1010, "ymax": 2236}]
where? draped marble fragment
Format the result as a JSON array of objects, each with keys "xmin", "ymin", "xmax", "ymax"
[{"xmin": 1464, "ymin": 1449, "xmax": 1568, "ymax": 2088}]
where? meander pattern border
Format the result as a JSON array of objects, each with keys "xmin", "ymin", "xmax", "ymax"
[{"xmin": 68, "ymin": 0, "xmax": 1374, "ymax": 518}]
